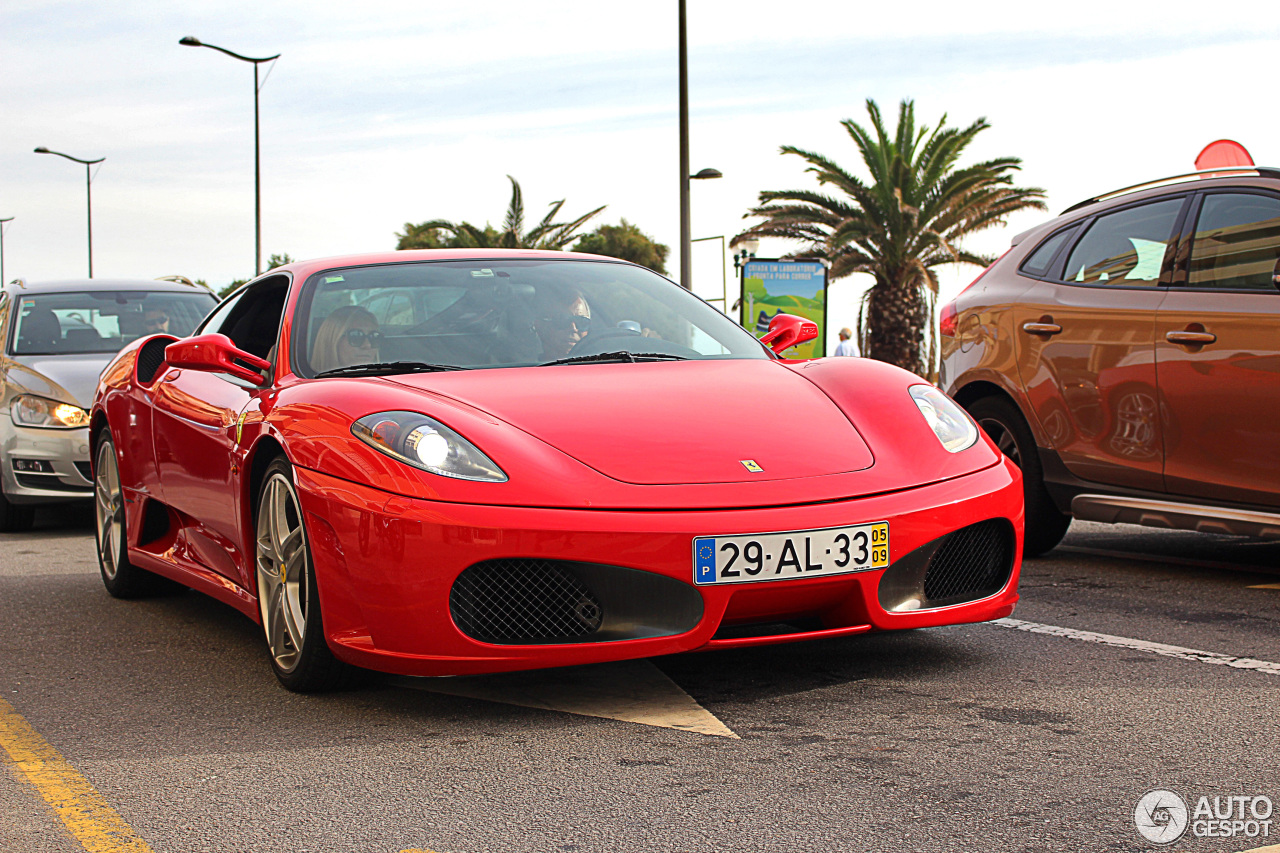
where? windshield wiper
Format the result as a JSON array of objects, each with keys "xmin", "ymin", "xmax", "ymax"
[
  {"xmin": 540, "ymin": 351, "xmax": 690, "ymax": 366},
  {"xmin": 314, "ymin": 361, "xmax": 468, "ymax": 378}
]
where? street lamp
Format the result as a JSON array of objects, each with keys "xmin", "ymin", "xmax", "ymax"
[
  {"xmin": 677, "ymin": 1, "xmax": 723, "ymax": 292},
  {"xmin": 180, "ymin": 35, "xmax": 280, "ymax": 277},
  {"xmin": 733, "ymin": 238, "xmax": 759, "ymax": 271},
  {"xmin": 0, "ymin": 217, "xmax": 12, "ymax": 285},
  {"xmin": 34, "ymin": 147, "xmax": 105, "ymax": 278}
]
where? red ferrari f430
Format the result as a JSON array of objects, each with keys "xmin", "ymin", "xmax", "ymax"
[{"xmin": 91, "ymin": 250, "xmax": 1023, "ymax": 691}]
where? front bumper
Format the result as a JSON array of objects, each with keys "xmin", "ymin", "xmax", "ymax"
[
  {"xmin": 293, "ymin": 459, "xmax": 1024, "ymax": 677},
  {"xmin": 0, "ymin": 419, "xmax": 93, "ymax": 504}
]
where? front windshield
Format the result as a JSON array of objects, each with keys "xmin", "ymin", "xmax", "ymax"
[
  {"xmin": 294, "ymin": 259, "xmax": 766, "ymax": 375},
  {"xmin": 10, "ymin": 291, "xmax": 217, "ymax": 356}
]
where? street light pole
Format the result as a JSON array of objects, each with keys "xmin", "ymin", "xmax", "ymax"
[
  {"xmin": 678, "ymin": 0, "xmax": 691, "ymax": 290},
  {"xmin": 180, "ymin": 36, "xmax": 280, "ymax": 277},
  {"xmin": 677, "ymin": 1, "xmax": 722, "ymax": 292},
  {"xmin": 34, "ymin": 147, "xmax": 105, "ymax": 278},
  {"xmin": 0, "ymin": 217, "xmax": 12, "ymax": 285}
]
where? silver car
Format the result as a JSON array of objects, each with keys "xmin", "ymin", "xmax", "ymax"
[{"xmin": 0, "ymin": 277, "xmax": 218, "ymax": 530}]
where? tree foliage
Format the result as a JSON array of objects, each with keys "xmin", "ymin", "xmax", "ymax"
[
  {"xmin": 396, "ymin": 176, "xmax": 605, "ymax": 251},
  {"xmin": 734, "ymin": 99, "xmax": 1046, "ymax": 377},
  {"xmin": 211, "ymin": 252, "xmax": 295, "ymax": 298},
  {"xmin": 572, "ymin": 219, "xmax": 669, "ymax": 274}
]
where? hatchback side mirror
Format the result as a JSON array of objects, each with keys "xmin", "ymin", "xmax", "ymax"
[
  {"xmin": 164, "ymin": 333, "xmax": 271, "ymax": 384},
  {"xmin": 759, "ymin": 313, "xmax": 819, "ymax": 355}
]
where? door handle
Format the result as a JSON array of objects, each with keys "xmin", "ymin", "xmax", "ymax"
[
  {"xmin": 1021, "ymin": 321, "xmax": 1062, "ymax": 335},
  {"xmin": 1165, "ymin": 330, "xmax": 1217, "ymax": 345}
]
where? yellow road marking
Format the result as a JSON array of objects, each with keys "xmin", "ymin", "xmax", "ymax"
[
  {"xmin": 1248, "ymin": 583, "xmax": 1280, "ymax": 589},
  {"xmin": 0, "ymin": 696, "xmax": 154, "ymax": 852}
]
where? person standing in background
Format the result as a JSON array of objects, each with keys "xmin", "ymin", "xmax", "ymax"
[{"xmin": 834, "ymin": 327, "xmax": 857, "ymax": 357}]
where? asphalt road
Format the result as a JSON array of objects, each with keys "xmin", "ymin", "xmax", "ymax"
[{"xmin": 2, "ymin": 504, "xmax": 1278, "ymax": 853}]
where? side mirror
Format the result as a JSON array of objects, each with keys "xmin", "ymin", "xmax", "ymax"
[
  {"xmin": 759, "ymin": 313, "xmax": 819, "ymax": 355},
  {"xmin": 164, "ymin": 333, "xmax": 271, "ymax": 384}
]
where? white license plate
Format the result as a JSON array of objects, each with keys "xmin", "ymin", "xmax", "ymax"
[{"xmin": 692, "ymin": 522, "xmax": 890, "ymax": 585}]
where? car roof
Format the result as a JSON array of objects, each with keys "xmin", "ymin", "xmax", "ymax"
[
  {"xmin": 1062, "ymin": 167, "xmax": 1280, "ymax": 215},
  {"xmin": 5, "ymin": 277, "xmax": 216, "ymax": 297},
  {"xmin": 274, "ymin": 248, "xmax": 634, "ymax": 280}
]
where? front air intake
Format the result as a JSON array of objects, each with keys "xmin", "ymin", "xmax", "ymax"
[
  {"xmin": 450, "ymin": 559, "xmax": 604, "ymax": 644},
  {"xmin": 922, "ymin": 519, "xmax": 1013, "ymax": 605},
  {"xmin": 449, "ymin": 558, "xmax": 705, "ymax": 646},
  {"xmin": 878, "ymin": 518, "xmax": 1016, "ymax": 612}
]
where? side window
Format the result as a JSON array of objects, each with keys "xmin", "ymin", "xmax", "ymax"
[
  {"xmin": 202, "ymin": 275, "xmax": 290, "ymax": 359},
  {"xmin": 1187, "ymin": 193, "xmax": 1280, "ymax": 291},
  {"xmin": 1062, "ymin": 198, "xmax": 1185, "ymax": 286},
  {"xmin": 1020, "ymin": 225, "xmax": 1079, "ymax": 278}
]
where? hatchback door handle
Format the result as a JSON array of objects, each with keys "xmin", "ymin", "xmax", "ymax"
[
  {"xmin": 1021, "ymin": 321, "xmax": 1062, "ymax": 335},
  {"xmin": 1165, "ymin": 330, "xmax": 1217, "ymax": 345}
]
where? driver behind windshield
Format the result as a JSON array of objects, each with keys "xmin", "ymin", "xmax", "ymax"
[
  {"xmin": 532, "ymin": 286, "xmax": 591, "ymax": 360},
  {"xmin": 312, "ymin": 306, "xmax": 381, "ymax": 373}
]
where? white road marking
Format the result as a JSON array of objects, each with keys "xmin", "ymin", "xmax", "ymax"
[
  {"xmin": 410, "ymin": 659, "xmax": 739, "ymax": 738},
  {"xmin": 992, "ymin": 618, "xmax": 1280, "ymax": 675}
]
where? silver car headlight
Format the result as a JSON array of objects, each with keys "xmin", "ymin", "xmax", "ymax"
[
  {"xmin": 909, "ymin": 385, "xmax": 978, "ymax": 453},
  {"xmin": 352, "ymin": 411, "xmax": 507, "ymax": 482},
  {"xmin": 12, "ymin": 395, "xmax": 90, "ymax": 429}
]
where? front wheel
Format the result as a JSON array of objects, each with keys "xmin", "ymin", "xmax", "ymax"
[
  {"xmin": 255, "ymin": 457, "xmax": 355, "ymax": 692},
  {"xmin": 967, "ymin": 396, "xmax": 1071, "ymax": 557}
]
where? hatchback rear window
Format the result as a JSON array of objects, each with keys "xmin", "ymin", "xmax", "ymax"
[
  {"xmin": 1020, "ymin": 226, "xmax": 1079, "ymax": 278},
  {"xmin": 1062, "ymin": 198, "xmax": 1184, "ymax": 286}
]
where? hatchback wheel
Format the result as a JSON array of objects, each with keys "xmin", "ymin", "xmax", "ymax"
[
  {"xmin": 968, "ymin": 396, "xmax": 1071, "ymax": 557},
  {"xmin": 255, "ymin": 456, "xmax": 354, "ymax": 692}
]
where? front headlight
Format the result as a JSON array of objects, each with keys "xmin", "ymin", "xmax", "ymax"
[
  {"xmin": 909, "ymin": 385, "xmax": 978, "ymax": 453},
  {"xmin": 11, "ymin": 395, "xmax": 90, "ymax": 429},
  {"xmin": 352, "ymin": 411, "xmax": 507, "ymax": 482}
]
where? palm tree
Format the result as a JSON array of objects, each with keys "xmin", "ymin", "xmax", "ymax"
[
  {"xmin": 734, "ymin": 99, "xmax": 1046, "ymax": 377},
  {"xmin": 397, "ymin": 176, "xmax": 605, "ymax": 250}
]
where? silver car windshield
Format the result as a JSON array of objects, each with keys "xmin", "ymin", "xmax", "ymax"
[
  {"xmin": 295, "ymin": 259, "xmax": 767, "ymax": 375},
  {"xmin": 10, "ymin": 291, "xmax": 217, "ymax": 356}
]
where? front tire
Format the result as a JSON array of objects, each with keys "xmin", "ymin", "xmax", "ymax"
[
  {"xmin": 967, "ymin": 396, "xmax": 1071, "ymax": 557},
  {"xmin": 255, "ymin": 457, "xmax": 354, "ymax": 692}
]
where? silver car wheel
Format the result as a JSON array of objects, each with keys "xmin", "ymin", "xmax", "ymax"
[
  {"xmin": 255, "ymin": 471, "xmax": 310, "ymax": 674},
  {"xmin": 94, "ymin": 439, "xmax": 124, "ymax": 580}
]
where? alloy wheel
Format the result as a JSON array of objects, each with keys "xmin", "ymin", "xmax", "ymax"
[
  {"xmin": 95, "ymin": 440, "xmax": 124, "ymax": 580},
  {"xmin": 255, "ymin": 472, "xmax": 310, "ymax": 673}
]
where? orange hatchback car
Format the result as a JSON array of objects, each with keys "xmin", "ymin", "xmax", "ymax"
[{"xmin": 940, "ymin": 167, "xmax": 1280, "ymax": 555}]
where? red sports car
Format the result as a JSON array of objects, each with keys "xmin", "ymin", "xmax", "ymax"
[{"xmin": 91, "ymin": 250, "xmax": 1023, "ymax": 691}]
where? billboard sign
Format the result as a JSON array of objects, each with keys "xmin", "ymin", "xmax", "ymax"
[{"xmin": 739, "ymin": 259, "xmax": 828, "ymax": 359}]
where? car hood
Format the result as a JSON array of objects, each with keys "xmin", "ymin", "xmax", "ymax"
[
  {"xmin": 5, "ymin": 354, "xmax": 109, "ymax": 407},
  {"xmin": 387, "ymin": 359, "xmax": 874, "ymax": 485}
]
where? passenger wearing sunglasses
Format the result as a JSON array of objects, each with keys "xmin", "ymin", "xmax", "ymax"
[
  {"xmin": 532, "ymin": 286, "xmax": 592, "ymax": 360},
  {"xmin": 312, "ymin": 305, "xmax": 382, "ymax": 373}
]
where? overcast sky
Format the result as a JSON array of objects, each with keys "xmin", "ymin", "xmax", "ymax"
[{"xmin": 3, "ymin": 0, "xmax": 1277, "ymax": 351}]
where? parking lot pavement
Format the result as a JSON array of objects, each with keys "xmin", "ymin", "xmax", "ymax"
[{"xmin": 2, "ymin": 510, "xmax": 1278, "ymax": 852}]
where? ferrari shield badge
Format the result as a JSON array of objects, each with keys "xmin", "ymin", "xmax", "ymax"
[{"xmin": 740, "ymin": 459, "xmax": 763, "ymax": 473}]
